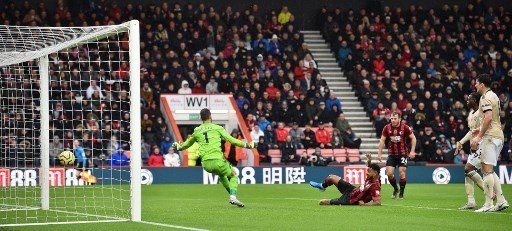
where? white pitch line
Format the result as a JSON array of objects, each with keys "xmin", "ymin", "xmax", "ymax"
[
  {"xmin": 0, "ymin": 219, "xmax": 128, "ymax": 227},
  {"xmin": 138, "ymin": 221, "xmax": 210, "ymax": 231},
  {"xmin": 278, "ymin": 198, "xmax": 511, "ymax": 215}
]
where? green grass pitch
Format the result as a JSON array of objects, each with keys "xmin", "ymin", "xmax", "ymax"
[{"xmin": 3, "ymin": 184, "xmax": 512, "ymax": 230}]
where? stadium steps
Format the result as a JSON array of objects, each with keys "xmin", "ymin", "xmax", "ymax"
[{"xmin": 303, "ymin": 30, "xmax": 387, "ymax": 159}]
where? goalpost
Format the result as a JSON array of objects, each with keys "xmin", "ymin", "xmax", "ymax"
[{"xmin": 0, "ymin": 20, "xmax": 141, "ymax": 226}]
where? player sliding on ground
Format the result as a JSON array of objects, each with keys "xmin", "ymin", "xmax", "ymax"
[
  {"xmin": 172, "ymin": 108, "xmax": 256, "ymax": 207},
  {"xmin": 455, "ymin": 92, "xmax": 485, "ymax": 209},
  {"xmin": 309, "ymin": 154, "xmax": 381, "ymax": 206}
]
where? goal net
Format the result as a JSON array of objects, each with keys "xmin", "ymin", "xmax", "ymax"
[{"xmin": 0, "ymin": 20, "xmax": 141, "ymax": 226}]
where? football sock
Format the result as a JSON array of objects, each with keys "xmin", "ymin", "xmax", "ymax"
[
  {"xmin": 321, "ymin": 178, "xmax": 332, "ymax": 188},
  {"xmin": 467, "ymin": 170, "xmax": 484, "ymax": 191},
  {"xmin": 389, "ymin": 175, "xmax": 398, "ymax": 191},
  {"xmin": 399, "ymin": 178, "xmax": 406, "ymax": 192},
  {"xmin": 464, "ymin": 176, "xmax": 475, "ymax": 204},
  {"xmin": 228, "ymin": 176, "xmax": 238, "ymax": 196},
  {"xmin": 483, "ymin": 172, "xmax": 494, "ymax": 207},
  {"xmin": 220, "ymin": 176, "xmax": 230, "ymax": 194},
  {"xmin": 493, "ymin": 172, "xmax": 506, "ymax": 204}
]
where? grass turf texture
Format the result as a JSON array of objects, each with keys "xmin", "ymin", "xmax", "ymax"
[{"xmin": 3, "ymin": 184, "xmax": 512, "ymax": 230}]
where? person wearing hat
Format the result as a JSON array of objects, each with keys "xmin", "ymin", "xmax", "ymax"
[
  {"xmin": 177, "ymin": 80, "xmax": 192, "ymax": 94},
  {"xmin": 309, "ymin": 154, "xmax": 382, "ymax": 206}
]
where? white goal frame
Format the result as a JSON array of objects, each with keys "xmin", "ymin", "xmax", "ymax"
[{"xmin": 0, "ymin": 20, "xmax": 141, "ymax": 226}]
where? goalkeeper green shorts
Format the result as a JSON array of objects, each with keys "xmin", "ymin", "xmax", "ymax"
[{"xmin": 202, "ymin": 159, "xmax": 234, "ymax": 177}]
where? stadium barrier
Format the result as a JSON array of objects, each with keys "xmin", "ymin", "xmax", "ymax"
[{"xmin": 1, "ymin": 165, "xmax": 512, "ymax": 186}]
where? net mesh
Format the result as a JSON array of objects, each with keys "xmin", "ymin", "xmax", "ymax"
[{"xmin": 0, "ymin": 22, "xmax": 135, "ymax": 225}]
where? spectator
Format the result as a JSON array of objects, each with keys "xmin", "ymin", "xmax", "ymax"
[
  {"xmin": 178, "ymin": 80, "xmax": 192, "ymax": 94},
  {"xmin": 275, "ymin": 122, "xmax": 289, "ymax": 146},
  {"xmin": 141, "ymin": 82, "xmax": 153, "ymax": 104},
  {"xmin": 288, "ymin": 122, "xmax": 305, "ymax": 149},
  {"xmin": 148, "ymin": 147, "xmax": 164, "ymax": 167},
  {"xmin": 278, "ymin": 6, "xmax": 292, "ymax": 24},
  {"xmin": 205, "ymin": 77, "xmax": 219, "ymax": 93},
  {"xmin": 160, "ymin": 133, "xmax": 174, "ymax": 155},
  {"xmin": 141, "ymin": 137, "xmax": 151, "ymax": 162},
  {"xmin": 250, "ymin": 124, "xmax": 264, "ymax": 142},
  {"xmin": 432, "ymin": 148, "xmax": 445, "ymax": 163},
  {"xmin": 303, "ymin": 124, "xmax": 317, "ymax": 149},
  {"xmin": 335, "ymin": 113, "xmax": 350, "ymax": 133},
  {"xmin": 110, "ymin": 147, "xmax": 129, "ymax": 167},
  {"xmin": 280, "ymin": 135, "xmax": 297, "ymax": 164},
  {"xmin": 315, "ymin": 122, "xmax": 332, "ymax": 149},
  {"xmin": 264, "ymin": 124, "xmax": 279, "ymax": 149},
  {"xmin": 257, "ymin": 136, "xmax": 270, "ymax": 163},
  {"xmin": 341, "ymin": 127, "xmax": 362, "ymax": 149},
  {"xmin": 49, "ymin": 136, "xmax": 63, "ymax": 166},
  {"xmin": 330, "ymin": 128, "xmax": 344, "ymax": 148},
  {"xmin": 309, "ymin": 147, "xmax": 334, "ymax": 166},
  {"xmin": 299, "ymin": 150, "xmax": 311, "ymax": 166},
  {"xmin": 163, "ymin": 148, "xmax": 181, "ymax": 167},
  {"xmin": 325, "ymin": 93, "xmax": 342, "ymax": 112}
]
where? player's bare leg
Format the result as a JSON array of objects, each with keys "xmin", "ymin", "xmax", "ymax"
[
  {"xmin": 460, "ymin": 163, "xmax": 482, "ymax": 209},
  {"xmin": 398, "ymin": 167, "xmax": 407, "ymax": 199},
  {"xmin": 386, "ymin": 166, "xmax": 399, "ymax": 199},
  {"xmin": 310, "ymin": 174, "xmax": 341, "ymax": 192}
]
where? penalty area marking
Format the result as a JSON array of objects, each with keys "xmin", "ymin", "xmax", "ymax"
[
  {"xmin": 138, "ymin": 221, "xmax": 210, "ymax": 231},
  {"xmin": 278, "ymin": 198, "xmax": 511, "ymax": 215}
]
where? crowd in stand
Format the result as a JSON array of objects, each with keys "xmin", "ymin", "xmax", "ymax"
[
  {"xmin": 1, "ymin": 0, "xmax": 360, "ymax": 167},
  {"xmin": 2, "ymin": 0, "xmax": 510, "ymax": 167},
  {"xmin": 318, "ymin": 2, "xmax": 512, "ymax": 163}
]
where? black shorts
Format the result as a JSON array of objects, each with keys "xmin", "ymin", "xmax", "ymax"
[
  {"xmin": 330, "ymin": 179, "xmax": 356, "ymax": 205},
  {"xmin": 386, "ymin": 155, "xmax": 408, "ymax": 167}
]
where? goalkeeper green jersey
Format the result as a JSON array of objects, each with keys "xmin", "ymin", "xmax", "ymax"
[{"xmin": 181, "ymin": 122, "xmax": 246, "ymax": 161}]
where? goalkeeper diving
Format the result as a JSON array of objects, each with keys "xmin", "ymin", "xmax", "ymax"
[{"xmin": 172, "ymin": 108, "xmax": 256, "ymax": 207}]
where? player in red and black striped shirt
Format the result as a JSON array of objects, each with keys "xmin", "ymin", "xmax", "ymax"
[
  {"xmin": 309, "ymin": 154, "xmax": 382, "ymax": 206},
  {"xmin": 378, "ymin": 112, "xmax": 416, "ymax": 199}
]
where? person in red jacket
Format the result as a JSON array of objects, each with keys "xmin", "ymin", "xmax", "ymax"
[
  {"xmin": 265, "ymin": 81, "xmax": 279, "ymax": 101},
  {"xmin": 315, "ymin": 122, "xmax": 332, "ymax": 148},
  {"xmin": 372, "ymin": 53, "xmax": 386, "ymax": 75},
  {"xmin": 148, "ymin": 147, "xmax": 164, "ymax": 167},
  {"xmin": 275, "ymin": 122, "xmax": 289, "ymax": 147}
]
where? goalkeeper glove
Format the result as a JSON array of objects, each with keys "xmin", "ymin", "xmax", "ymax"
[
  {"xmin": 172, "ymin": 142, "xmax": 183, "ymax": 151},
  {"xmin": 245, "ymin": 141, "xmax": 256, "ymax": 149}
]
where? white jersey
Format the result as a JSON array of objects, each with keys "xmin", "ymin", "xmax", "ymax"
[{"xmin": 467, "ymin": 109, "xmax": 482, "ymax": 130}]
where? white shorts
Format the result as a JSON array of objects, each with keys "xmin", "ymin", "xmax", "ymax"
[
  {"xmin": 467, "ymin": 149, "xmax": 481, "ymax": 169},
  {"xmin": 480, "ymin": 137, "xmax": 504, "ymax": 166}
]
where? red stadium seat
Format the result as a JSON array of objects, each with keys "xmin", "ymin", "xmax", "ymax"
[
  {"xmin": 268, "ymin": 149, "xmax": 282, "ymax": 164},
  {"xmin": 306, "ymin": 149, "xmax": 316, "ymax": 155},
  {"xmin": 320, "ymin": 149, "xmax": 334, "ymax": 158},
  {"xmin": 296, "ymin": 149, "xmax": 306, "ymax": 156},
  {"xmin": 333, "ymin": 149, "xmax": 347, "ymax": 163},
  {"xmin": 347, "ymin": 149, "xmax": 360, "ymax": 163}
]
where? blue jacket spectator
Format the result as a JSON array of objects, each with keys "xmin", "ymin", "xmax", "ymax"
[
  {"xmin": 325, "ymin": 93, "xmax": 342, "ymax": 112},
  {"xmin": 463, "ymin": 45, "xmax": 478, "ymax": 62},
  {"xmin": 258, "ymin": 116, "xmax": 271, "ymax": 131},
  {"xmin": 111, "ymin": 148, "xmax": 129, "ymax": 166},
  {"xmin": 235, "ymin": 93, "xmax": 250, "ymax": 110},
  {"xmin": 337, "ymin": 41, "xmax": 351, "ymax": 65},
  {"xmin": 160, "ymin": 133, "xmax": 174, "ymax": 155}
]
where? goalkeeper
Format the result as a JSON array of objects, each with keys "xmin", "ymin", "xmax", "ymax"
[{"xmin": 173, "ymin": 108, "xmax": 256, "ymax": 207}]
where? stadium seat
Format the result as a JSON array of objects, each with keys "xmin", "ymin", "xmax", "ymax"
[
  {"xmin": 347, "ymin": 149, "xmax": 360, "ymax": 163},
  {"xmin": 306, "ymin": 149, "xmax": 316, "ymax": 155},
  {"xmin": 268, "ymin": 149, "xmax": 282, "ymax": 164},
  {"xmin": 320, "ymin": 149, "xmax": 334, "ymax": 158},
  {"xmin": 296, "ymin": 149, "xmax": 306, "ymax": 156},
  {"xmin": 333, "ymin": 149, "xmax": 347, "ymax": 163}
]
